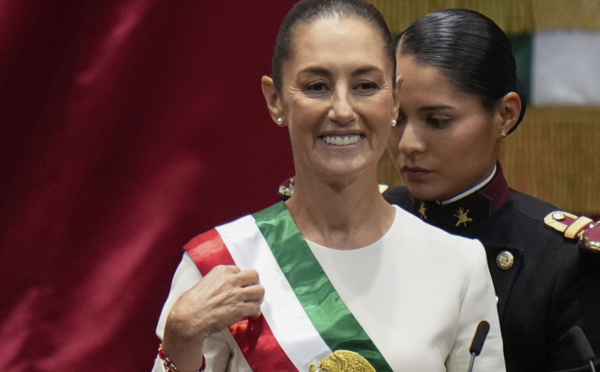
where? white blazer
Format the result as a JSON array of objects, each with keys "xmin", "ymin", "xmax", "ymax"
[{"xmin": 153, "ymin": 206, "xmax": 505, "ymax": 371}]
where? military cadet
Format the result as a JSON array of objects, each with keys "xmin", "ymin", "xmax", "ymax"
[{"xmin": 384, "ymin": 8, "xmax": 600, "ymax": 372}]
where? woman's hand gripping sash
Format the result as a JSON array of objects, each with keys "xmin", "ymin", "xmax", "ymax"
[{"xmin": 185, "ymin": 202, "xmax": 391, "ymax": 371}]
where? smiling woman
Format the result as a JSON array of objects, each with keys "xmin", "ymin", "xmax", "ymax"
[
  {"xmin": 261, "ymin": 15, "xmax": 396, "ymax": 206},
  {"xmin": 152, "ymin": 2, "xmax": 505, "ymax": 371}
]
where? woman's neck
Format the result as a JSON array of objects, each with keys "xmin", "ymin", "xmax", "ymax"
[{"xmin": 286, "ymin": 173, "xmax": 395, "ymax": 250}]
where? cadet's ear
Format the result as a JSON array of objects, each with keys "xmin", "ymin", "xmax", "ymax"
[
  {"xmin": 498, "ymin": 92, "xmax": 521, "ymax": 136},
  {"xmin": 261, "ymin": 76, "xmax": 286, "ymax": 127}
]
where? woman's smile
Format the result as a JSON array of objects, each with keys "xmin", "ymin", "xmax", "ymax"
[{"xmin": 320, "ymin": 134, "xmax": 363, "ymax": 146}]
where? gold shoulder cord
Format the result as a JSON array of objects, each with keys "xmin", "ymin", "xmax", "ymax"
[
  {"xmin": 544, "ymin": 211, "xmax": 593, "ymax": 239},
  {"xmin": 545, "ymin": 211, "xmax": 600, "ymax": 254}
]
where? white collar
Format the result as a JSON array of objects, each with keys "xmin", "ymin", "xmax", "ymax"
[{"xmin": 440, "ymin": 165, "xmax": 497, "ymax": 205}]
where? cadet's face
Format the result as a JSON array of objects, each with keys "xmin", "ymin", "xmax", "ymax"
[
  {"xmin": 387, "ymin": 55, "xmax": 501, "ymax": 201},
  {"xmin": 278, "ymin": 17, "xmax": 397, "ymax": 181}
]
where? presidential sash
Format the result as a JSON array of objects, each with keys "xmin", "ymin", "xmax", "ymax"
[{"xmin": 185, "ymin": 202, "xmax": 391, "ymax": 371}]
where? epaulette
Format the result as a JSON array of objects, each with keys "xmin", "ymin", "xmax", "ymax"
[{"xmin": 544, "ymin": 211, "xmax": 600, "ymax": 254}]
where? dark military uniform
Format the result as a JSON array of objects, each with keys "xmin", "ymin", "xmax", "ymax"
[{"xmin": 383, "ymin": 164, "xmax": 600, "ymax": 372}]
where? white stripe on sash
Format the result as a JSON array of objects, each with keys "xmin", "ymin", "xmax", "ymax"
[{"xmin": 216, "ymin": 215, "xmax": 332, "ymax": 370}]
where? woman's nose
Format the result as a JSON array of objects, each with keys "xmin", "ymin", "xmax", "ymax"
[
  {"xmin": 328, "ymin": 87, "xmax": 356, "ymax": 125},
  {"xmin": 398, "ymin": 121, "xmax": 425, "ymax": 154}
]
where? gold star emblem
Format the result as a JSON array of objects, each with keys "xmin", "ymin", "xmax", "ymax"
[
  {"xmin": 454, "ymin": 207, "xmax": 473, "ymax": 227},
  {"xmin": 418, "ymin": 202, "xmax": 427, "ymax": 220}
]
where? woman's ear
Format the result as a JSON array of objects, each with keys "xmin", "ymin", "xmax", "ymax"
[
  {"xmin": 261, "ymin": 76, "xmax": 286, "ymax": 126},
  {"xmin": 497, "ymin": 92, "xmax": 522, "ymax": 135},
  {"xmin": 392, "ymin": 75, "xmax": 403, "ymax": 119}
]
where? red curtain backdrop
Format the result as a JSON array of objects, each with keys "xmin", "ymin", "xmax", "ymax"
[{"xmin": 0, "ymin": 1, "xmax": 296, "ymax": 370}]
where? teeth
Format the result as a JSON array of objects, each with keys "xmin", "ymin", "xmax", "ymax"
[{"xmin": 323, "ymin": 135, "xmax": 360, "ymax": 146}]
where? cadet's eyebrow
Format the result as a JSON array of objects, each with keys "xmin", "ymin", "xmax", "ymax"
[{"xmin": 419, "ymin": 105, "xmax": 455, "ymax": 113}]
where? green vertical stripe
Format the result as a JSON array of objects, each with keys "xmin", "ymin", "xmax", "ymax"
[
  {"xmin": 253, "ymin": 202, "xmax": 392, "ymax": 371},
  {"xmin": 509, "ymin": 33, "xmax": 533, "ymax": 103}
]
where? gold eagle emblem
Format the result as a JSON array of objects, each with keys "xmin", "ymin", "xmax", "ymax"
[
  {"xmin": 454, "ymin": 207, "xmax": 473, "ymax": 227},
  {"xmin": 418, "ymin": 202, "xmax": 428, "ymax": 220},
  {"xmin": 309, "ymin": 350, "xmax": 375, "ymax": 372}
]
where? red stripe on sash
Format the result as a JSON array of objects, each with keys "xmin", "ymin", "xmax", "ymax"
[
  {"xmin": 184, "ymin": 228, "xmax": 298, "ymax": 371},
  {"xmin": 185, "ymin": 229, "xmax": 236, "ymax": 270}
]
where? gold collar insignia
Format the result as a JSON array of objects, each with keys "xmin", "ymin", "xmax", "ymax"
[{"xmin": 454, "ymin": 207, "xmax": 473, "ymax": 227}]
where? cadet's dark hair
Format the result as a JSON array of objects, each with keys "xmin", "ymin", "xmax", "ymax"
[
  {"xmin": 272, "ymin": 0, "xmax": 395, "ymax": 93},
  {"xmin": 398, "ymin": 9, "xmax": 527, "ymax": 132}
]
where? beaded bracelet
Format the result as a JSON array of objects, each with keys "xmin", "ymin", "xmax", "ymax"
[{"xmin": 158, "ymin": 343, "xmax": 206, "ymax": 372}]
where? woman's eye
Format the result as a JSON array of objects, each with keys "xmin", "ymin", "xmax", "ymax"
[
  {"xmin": 306, "ymin": 82, "xmax": 328, "ymax": 93},
  {"xmin": 427, "ymin": 116, "xmax": 451, "ymax": 128},
  {"xmin": 355, "ymin": 82, "xmax": 378, "ymax": 92}
]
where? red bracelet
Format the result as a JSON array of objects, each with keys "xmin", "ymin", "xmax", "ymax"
[{"xmin": 158, "ymin": 343, "xmax": 205, "ymax": 372}]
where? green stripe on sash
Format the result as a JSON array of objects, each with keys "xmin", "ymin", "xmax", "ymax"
[{"xmin": 253, "ymin": 202, "xmax": 392, "ymax": 371}]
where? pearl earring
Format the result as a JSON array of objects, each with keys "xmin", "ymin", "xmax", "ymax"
[
  {"xmin": 276, "ymin": 117, "xmax": 283, "ymax": 126},
  {"xmin": 391, "ymin": 119, "xmax": 397, "ymax": 127}
]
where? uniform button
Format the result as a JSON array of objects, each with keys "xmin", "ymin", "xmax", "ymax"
[{"xmin": 496, "ymin": 251, "xmax": 514, "ymax": 270}]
